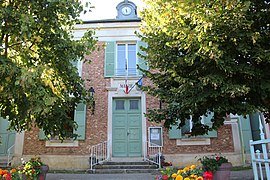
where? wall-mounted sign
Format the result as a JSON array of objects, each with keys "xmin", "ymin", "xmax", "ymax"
[{"xmin": 148, "ymin": 127, "xmax": 163, "ymax": 147}]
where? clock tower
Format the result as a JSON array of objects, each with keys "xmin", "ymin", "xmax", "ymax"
[{"xmin": 116, "ymin": 0, "xmax": 138, "ymax": 19}]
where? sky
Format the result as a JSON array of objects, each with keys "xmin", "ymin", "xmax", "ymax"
[{"xmin": 80, "ymin": 0, "xmax": 145, "ymax": 21}]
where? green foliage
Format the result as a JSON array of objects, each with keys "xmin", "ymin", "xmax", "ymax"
[
  {"xmin": 198, "ymin": 154, "xmax": 228, "ymax": 173},
  {"xmin": 139, "ymin": 0, "xmax": 270, "ymax": 135},
  {"xmin": 0, "ymin": 0, "xmax": 97, "ymax": 139}
]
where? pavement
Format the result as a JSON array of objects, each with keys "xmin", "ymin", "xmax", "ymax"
[{"xmin": 46, "ymin": 169, "xmax": 254, "ymax": 180}]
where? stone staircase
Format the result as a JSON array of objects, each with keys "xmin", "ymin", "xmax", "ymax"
[
  {"xmin": 88, "ymin": 161, "xmax": 159, "ymax": 174},
  {"xmin": 0, "ymin": 157, "xmax": 8, "ymax": 168}
]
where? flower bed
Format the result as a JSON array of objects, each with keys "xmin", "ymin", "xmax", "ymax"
[
  {"xmin": 156, "ymin": 165, "xmax": 204, "ymax": 180},
  {"xmin": 156, "ymin": 154, "xmax": 232, "ymax": 180},
  {"xmin": 0, "ymin": 157, "xmax": 48, "ymax": 180},
  {"xmin": 0, "ymin": 168, "xmax": 20, "ymax": 180}
]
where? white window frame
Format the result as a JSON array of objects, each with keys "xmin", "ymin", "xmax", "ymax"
[
  {"xmin": 148, "ymin": 127, "xmax": 163, "ymax": 147},
  {"xmin": 116, "ymin": 42, "xmax": 137, "ymax": 76}
]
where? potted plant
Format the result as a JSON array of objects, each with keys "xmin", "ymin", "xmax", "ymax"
[
  {"xmin": 20, "ymin": 157, "xmax": 49, "ymax": 180},
  {"xmin": 198, "ymin": 154, "xmax": 232, "ymax": 180}
]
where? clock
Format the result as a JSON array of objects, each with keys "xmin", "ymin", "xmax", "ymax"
[{"xmin": 121, "ymin": 6, "xmax": 132, "ymax": 15}]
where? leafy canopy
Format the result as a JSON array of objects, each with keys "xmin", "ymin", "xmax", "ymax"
[
  {"xmin": 139, "ymin": 0, "xmax": 270, "ymax": 135},
  {"xmin": 0, "ymin": 0, "xmax": 96, "ymax": 139}
]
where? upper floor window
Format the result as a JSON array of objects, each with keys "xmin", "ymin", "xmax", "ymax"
[
  {"xmin": 116, "ymin": 43, "xmax": 137, "ymax": 76},
  {"xmin": 104, "ymin": 41, "xmax": 148, "ymax": 77}
]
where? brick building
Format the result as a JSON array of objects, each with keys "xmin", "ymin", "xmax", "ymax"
[{"xmin": 1, "ymin": 0, "xmax": 270, "ymax": 170}]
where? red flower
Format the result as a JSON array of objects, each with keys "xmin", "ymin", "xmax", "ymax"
[
  {"xmin": 162, "ymin": 175, "xmax": 169, "ymax": 180},
  {"xmin": 216, "ymin": 156, "xmax": 220, "ymax": 160},
  {"xmin": 204, "ymin": 171, "xmax": 213, "ymax": 180},
  {"xmin": 3, "ymin": 172, "xmax": 12, "ymax": 180}
]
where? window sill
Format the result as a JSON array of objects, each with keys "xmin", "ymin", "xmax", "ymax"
[
  {"xmin": 176, "ymin": 138, "xmax": 211, "ymax": 146},
  {"xmin": 45, "ymin": 140, "xmax": 79, "ymax": 147}
]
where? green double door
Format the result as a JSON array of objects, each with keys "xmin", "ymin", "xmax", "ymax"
[
  {"xmin": 0, "ymin": 117, "xmax": 15, "ymax": 156},
  {"xmin": 112, "ymin": 98, "xmax": 142, "ymax": 157}
]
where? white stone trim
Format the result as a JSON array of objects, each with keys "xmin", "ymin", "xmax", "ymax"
[
  {"xmin": 73, "ymin": 22, "xmax": 140, "ymax": 41},
  {"xmin": 14, "ymin": 132, "xmax": 25, "ymax": 156},
  {"xmin": 176, "ymin": 138, "xmax": 211, "ymax": 146},
  {"xmin": 45, "ymin": 140, "xmax": 79, "ymax": 147}
]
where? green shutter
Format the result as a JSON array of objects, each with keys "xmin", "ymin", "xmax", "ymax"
[
  {"xmin": 169, "ymin": 120, "xmax": 182, "ymax": 139},
  {"xmin": 74, "ymin": 102, "xmax": 86, "ymax": 140},
  {"xmin": 105, "ymin": 41, "xmax": 115, "ymax": 77},
  {"xmin": 137, "ymin": 41, "xmax": 148, "ymax": 75},
  {"xmin": 239, "ymin": 115, "xmax": 252, "ymax": 153},
  {"xmin": 203, "ymin": 112, "xmax": 217, "ymax": 138},
  {"xmin": 250, "ymin": 112, "xmax": 261, "ymax": 141},
  {"xmin": 39, "ymin": 130, "xmax": 46, "ymax": 140}
]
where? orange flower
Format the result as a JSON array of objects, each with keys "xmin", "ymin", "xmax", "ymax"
[
  {"xmin": 176, "ymin": 175, "xmax": 183, "ymax": 180},
  {"xmin": 177, "ymin": 169, "xmax": 184, "ymax": 174},
  {"xmin": 196, "ymin": 176, "xmax": 204, "ymax": 180},
  {"xmin": 0, "ymin": 169, "xmax": 3, "ymax": 175},
  {"xmin": 190, "ymin": 165, "xmax": 196, "ymax": 169},
  {"xmin": 183, "ymin": 167, "xmax": 189, "ymax": 171},
  {"xmin": 3, "ymin": 173, "xmax": 8, "ymax": 177},
  {"xmin": 10, "ymin": 169, "xmax": 17, "ymax": 173},
  {"xmin": 172, "ymin": 173, "xmax": 178, "ymax": 178}
]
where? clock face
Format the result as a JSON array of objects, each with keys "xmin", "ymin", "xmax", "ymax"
[{"xmin": 121, "ymin": 6, "xmax": 132, "ymax": 15}]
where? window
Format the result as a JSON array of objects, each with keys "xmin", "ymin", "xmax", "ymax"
[
  {"xmin": 104, "ymin": 41, "xmax": 148, "ymax": 77},
  {"xmin": 39, "ymin": 102, "xmax": 86, "ymax": 144},
  {"xmin": 116, "ymin": 43, "xmax": 137, "ymax": 76},
  {"xmin": 115, "ymin": 100, "xmax": 125, "ymax": 110},
  {"xmin": 169, "ymin": 112, "xmax": 217, "ymax": 139},
  {"xmin": 129, "ymin": 100, "xmax": 139, "ymax": 110},
  {"xmin": 71, "ymin": 60, "xmax": 82, "ymax": 77}
]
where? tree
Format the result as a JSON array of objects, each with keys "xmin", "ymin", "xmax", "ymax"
[
  {"xmin": 0, "ymin": 0, "xmax": 96, "ymax": 139},
  {"xmin": 139, "ymin": 0, "xmax": 270, "ymax": 135}
]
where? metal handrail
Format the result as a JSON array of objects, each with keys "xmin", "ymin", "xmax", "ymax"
[
  {"xmin": 89, "ymin": 141, "xmax": 109, "ymax": 170},
  {"xmin": 7, "ymin": 144, "xmax": 15, "ymax": 166},
  {"xmin": 144, "ymin": 141, "xmax": 162, "ymax": 169}
]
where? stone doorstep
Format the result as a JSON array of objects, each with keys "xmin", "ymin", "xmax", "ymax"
[
  {"xmin": 110, "ymin": 157, "xmax": 144, "ymax": 162},
  {"xmin": 101, "ymin": 161, "xmax": 152, "ymax": 165},
  {"xmin": 88, "ymin": 168, "xmax": 160, "ymax": 174},
  {"xmin": 0, "ymin": 160, "xmax": 8, "ymax": 168},
  {"xmin": 95, "ymin": 164, "xmax": 157, "ymax": 169},
  {"xmin": 88, "ymin": 160, "xmax": 159, "ymax": 174}
]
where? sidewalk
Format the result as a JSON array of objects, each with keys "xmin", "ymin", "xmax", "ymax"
[{"xmin": 46, "ymin": 169, "xmax": 254, "ymax": 180}]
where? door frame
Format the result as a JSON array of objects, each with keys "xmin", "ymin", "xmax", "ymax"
[{"xmin": 107, "ymin": 89, "xmax": 147, "ymax": 160}]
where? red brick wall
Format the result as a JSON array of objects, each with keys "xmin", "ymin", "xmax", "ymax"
[
  {"xmin": 23, "ymin": 42, "xmax": 108, "ymax": 155},
  {"xmin": 23, "ymin": 41, "xmax": 234, "ymax": 155}
]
